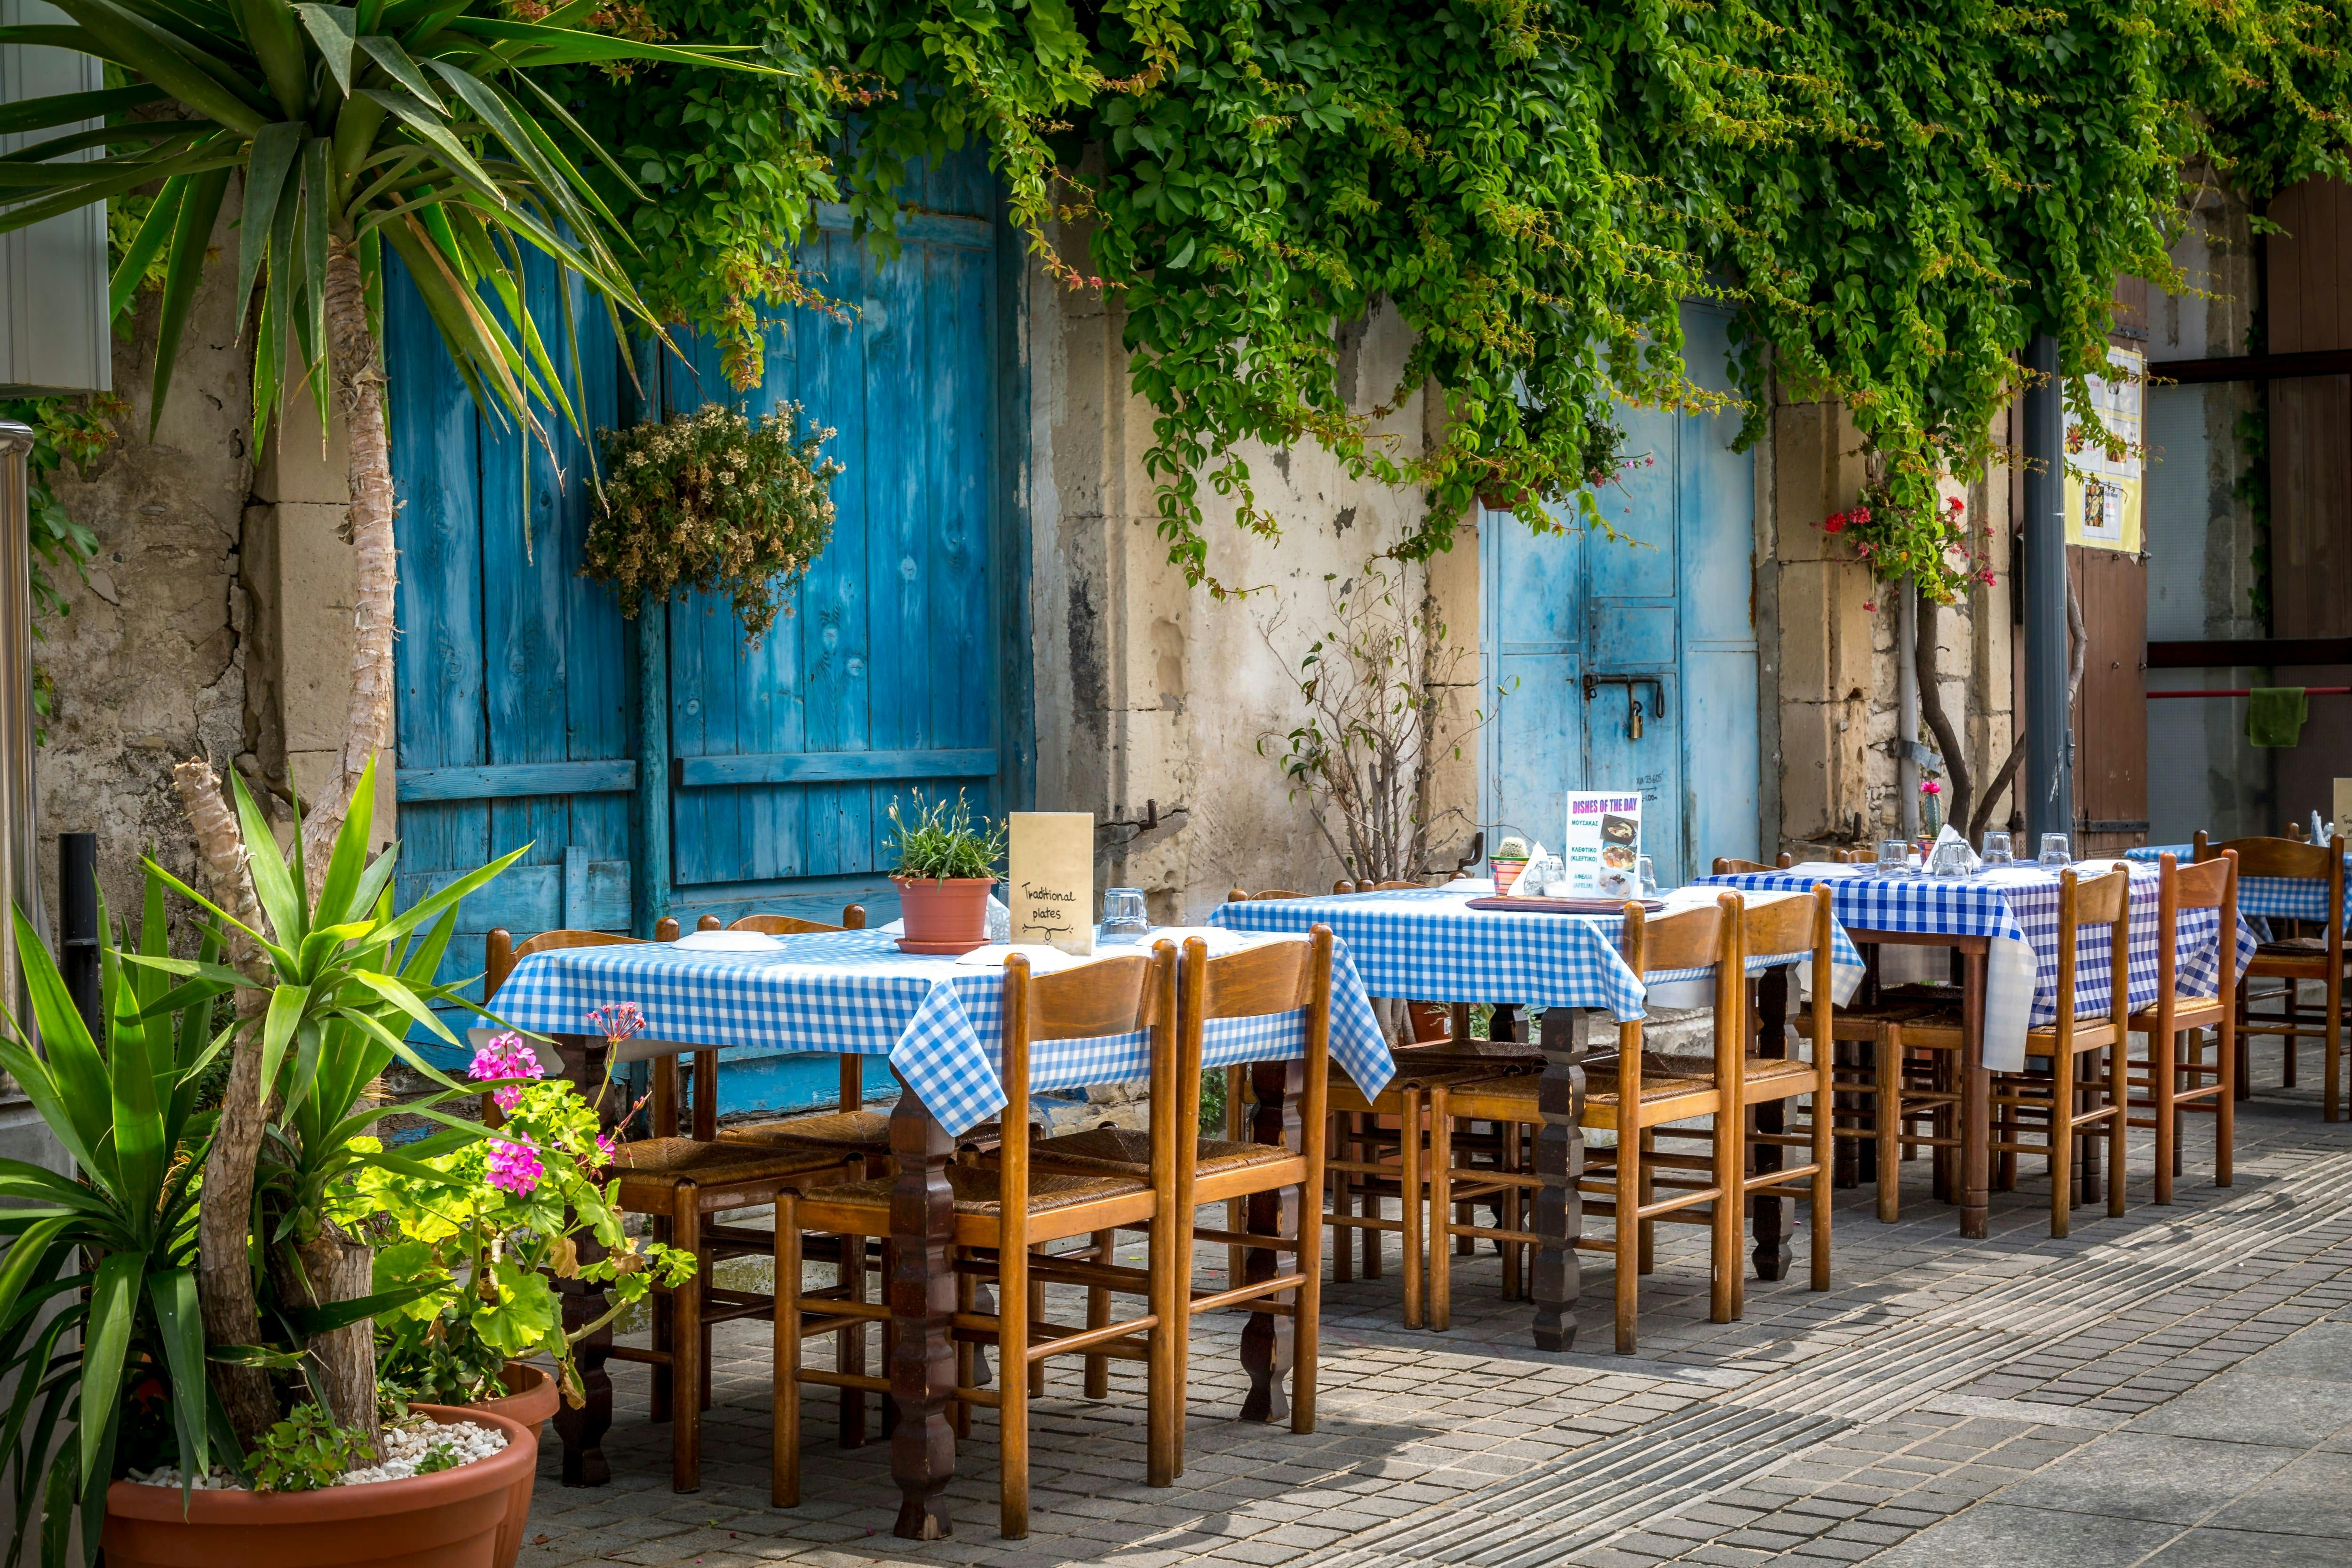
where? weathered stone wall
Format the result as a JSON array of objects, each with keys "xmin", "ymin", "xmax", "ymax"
[
  {"xmin": 1761, "ymin": 392, "xmax": 2017, "ymax": 854},
  {"xmin": 33, "ymin": 209, "xmax": 251, "ymax": 924},
  {"xmin": 1025, "ymin": 234, "xmax": 1480, "ymax": 922}
]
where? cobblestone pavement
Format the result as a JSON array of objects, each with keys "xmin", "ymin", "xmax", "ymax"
[{"xmin": 520, "ymin": 1055, "xmax": 2352, "ymax": 1568}]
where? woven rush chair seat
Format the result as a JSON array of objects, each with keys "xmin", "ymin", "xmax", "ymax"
[
  {"xmin": 720, "ymin": 1108, "xmax": 894, "ymax": 1154},
  {"xmin": 809, "ymin": 1162, "xmax": 1150, "ymax": 1218},
  {"xmin": 1030, "ymin": 1126, "xmax": 1290, "ymax": 1182},
  {"xmin": 607, "ymin": 1137, "xmax": 849, "ymax": 1186},
  {"xmin": 2258, "ymin": 935, "xmax": 2327, "ymax": 956}
]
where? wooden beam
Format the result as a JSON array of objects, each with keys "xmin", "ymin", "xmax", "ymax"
[
  {"xmin": 2145, "ymin": 637, "xmax": 2352, "ymax": 669},
  {"xmin": 672, "ymin": 748, "xmax": 999, "ymax": 788},
  {"xmin": 2148, "ymin": 349, "xmax": 2352, "ymax": 384},
  {"xmin": 397, "ymin": 760, "xmax": 636, "ymax": 801}
]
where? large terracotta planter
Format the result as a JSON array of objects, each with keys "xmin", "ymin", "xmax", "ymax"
[
  {"xmin": 892, "ymin": 875, "xmax": 993, "ymax": 954},
  {"xmin": 461, "ymin": 1363, "xmax": 559, "ymax": 1568},
  {"xmin": 102, "ymin": 1405, "xmax": 537, "ymax": 1568}
]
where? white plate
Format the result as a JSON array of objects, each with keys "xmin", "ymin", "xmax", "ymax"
[{"xmin": 672, "ymin": 929, "xmax": 781, "ymax": 952}]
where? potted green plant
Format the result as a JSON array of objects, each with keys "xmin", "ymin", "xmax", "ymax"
[
  {"xmin": 1491, "ymin": 835, "xmax": 1531, "ymax": 894},
  {"xmin": 887, "ymin": 791, "xmax": 1008, "ymax": 954},
  {"xmin": 582, "ymin": 404, "xmax": 842, "ymax": 643},
  {"xmin": 0, "ymin": 760, "xmax": 608, "ymax": 1565}
]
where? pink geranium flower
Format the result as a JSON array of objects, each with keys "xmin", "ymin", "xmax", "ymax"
[
  {"xmin": 488, "ymin": 1139, "xmax": 544, "ymax": 1195},
  {"xmin": 469, "ymin": 1032, "xmax": 544, "ymax": 1112}
]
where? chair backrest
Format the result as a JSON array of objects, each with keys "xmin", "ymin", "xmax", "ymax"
[
  {"xmin": 1711, "ymin": 855, "xmax": 1793, "ymax": 875},
  {"xmin": 1180, "ymin": 929, "xmax": 1333, "ymax": 1202},
  {"xmin": 714, "ymin": 905, "xmax": 868, "ymax": 935},
  {"xmin": 1227, "ymin": 887, "xmax": 1305, "ymax": 901},
  {"xmin": 2199, "ymin": 832, "xmax": 2344, "ymax": 940},
  {"xmin": 485, "ymin": 921, "xmax": 680, "ymax": 1001},
  {"xmin": 1720, "ymin": 884, "xmax": 1836, "ymax": 1106},
  {"xmin": 2151, "ymin": 850, "xmax": 2239, "ymax": 1005},
  {"xmin": 2052, "ymin": 866, "xmax": 2131, "ymax": 1035},
  {"xmin": 1612, "ymin": 896, "xmax": 1736, "ymax": 1132},
  {"xmin": 1357, "ymin": 879, "xmax": 1422, "ymax": 892},
  {"xmin": 997, "ymin": 944, "xmax": 1177, "ymax": 1250}
]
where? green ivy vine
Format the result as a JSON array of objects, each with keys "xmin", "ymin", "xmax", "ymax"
[{"xmin": 534, "ymin": 0, "xmax": 2352, "ymax": 587}]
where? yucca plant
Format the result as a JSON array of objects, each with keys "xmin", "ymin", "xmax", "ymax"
[
  {"xmin": 0, "ymin": 876, "xmax": 227, "ymax": 1566},
  {"xmin": 0, "ymin": 0, "xmax": 769, "ymax": 876}
]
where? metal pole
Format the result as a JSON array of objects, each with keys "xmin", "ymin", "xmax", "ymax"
[
  {"xmin": 58, "ymin": 832, "xmax": 96, "ymax": 1039},
  {"xmin": 1897, "ymin": 579, "xmax": 1920, "ymax": 837},
  {"xmin": 2022, "ymin": 335, "xmax": 2074, "ymax": 848},
  {"xmin": 0, "ymin": 422, "xmax": 45, "ymax": 1047}
]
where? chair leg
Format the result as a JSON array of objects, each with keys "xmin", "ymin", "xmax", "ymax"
[
  {"xmin": 1146, "ymin": 1207, "xmax": 1177, "ymax": 1488},
  {"xmin": 1026, "ymin": 1249, "xmax": 1047, "ymax": 1399},
  {"xmin": 999, "ymin": 1239, "xmax": 1030, "ymax": 1539},
  {"xmin": 1502, "ymin": 1125, "xmax": 1524, "ymax": 1297},
  {"xmin": 1084, "ymin": 1229, "xmax": 1113, "ymax": 1401},
  {"xmin": 2106, "ymin": 1044, "xmax": 2126, "ymax": 1218},
  {"xmin": 670, "ymin": 1184, "xmax": 702, "ymax": 1493},
  {"xmin": 1874, "ymin": 1033, "xmax": 1901, "ymax": 1223},
  {"xmin": 953, "ymin": 1264, "xmax": 974, "ymax": 1440},
  {"xmin": 1400, "ymin": 1091, "xmax": 1425, "ymax": 1330},
  {"xmin": 1428, "ymin": 1091, "xmax": 1453, "ymax": 1333},
  {"xmin": 1618, "ymin": 1123, "xmax": 1644, "ymax": 1353},
  {"xmin": 1637, "ymin": 1130, "xmax": 1656, "ymax": 1275},
  {"xmin": 837, "ymin": 1230, "xmax": 866, "ymax": 1447},
  {"xmin": 1294, "ymin": 1172, "xmax": 1324, "ymax": 1436},
  {"xmin": 2218, "ymin": 1018, "xmax": 2237, "ymax": 1187},
  {"xmin": 2329, "ymin": 968, "xmax": 2344, "ymax": 1123},
  {"xmin": 773, "ymin": 1195, "xmax": 801, "ymax": 1508},
  {"xmin": 1329, "ymin": 1113, "xmax": 1353, "ymax": 1285},
  {"xmin": 2050, "ymin": 1051, "xmax": 2075, "ymax": 1239},
  {"xmin": 2154, "ymin": 1027, "xmax": 2177, "ymax": 1206},
  {"xmin": 2234, "ymin": 990, "xmax": 2253, "ymax": 1102}
]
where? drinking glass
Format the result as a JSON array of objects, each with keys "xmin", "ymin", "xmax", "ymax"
[
  {"xmin": 1981, "ymin": 830, "xmax": 2014, "ymax": 867},
  {"xmin": 2038, "ymin": 833, "xmax": 2072, "ymax": 868},
  {"xmin": 1636, "ymin": 855, "xmax": 1659, "ymax": 898},
  {"xmin": 1878, "ymin": 839, "xmax": 1914, "ymax": 876},
  {"xmin": 1929, "ymin": 840, "xmax": 1972, "ymax": 877},
  {"xmin": 1098, "ymin": 887, "xmax": 1150, "ymax": 945}
]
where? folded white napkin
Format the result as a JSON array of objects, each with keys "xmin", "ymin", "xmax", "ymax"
[
  {"xmin": 671, "ymin": 929, "xmax": 779, "ymax": 952},
  {"xmin": 950, "ymin": 943, "xmax": 1109, "ymax": 973},
  {"xmin": 1931, "ymin": 824, "xmax": 1980, "ymax": 873},
  {"xmin": 1784, "ymin": 860, "xmax": 1864, "ymax": 879}
]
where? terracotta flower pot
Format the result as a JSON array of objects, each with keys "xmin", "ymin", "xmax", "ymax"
[
  {"xmin": 892, "ymin": 875, "xmax": 994, "ymax": 954},
  {"xmin": 1490, "ymin": 858, "xmax": 1528, "ymax": 896},
  {"xmin": 460, "ymin": 1363, "xmax": 559, "ymax": 1568},
  {"xmin": 102, "ymin": 1405, "xmax": 538, "ymax": 1568}
]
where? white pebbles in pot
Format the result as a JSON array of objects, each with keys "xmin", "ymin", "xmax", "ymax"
[{"xmin": 339, "ymin": 1418, "xmax": 509, "ymax": 1485}]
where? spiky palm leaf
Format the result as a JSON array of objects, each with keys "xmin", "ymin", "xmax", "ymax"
[{"xmin": 0, "ymin": 0, "xmax": 768, "ymax": 444}]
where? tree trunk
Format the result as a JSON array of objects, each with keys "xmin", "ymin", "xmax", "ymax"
[
  {"xmin": 175, "ymin": 760, "xmax": 280, "ymax": 1449},
  {"xmin": 1915, "ymin": 597, "xmax": 1974, "ymax": 836},
  {"xmin": 175, "ymin": 236, "xmax": 399, "ymax": 1450},
  {"xmin": 296, "ymin": 236, "xmax": 398, "ymax": 891},
  {"xmin": 270, "ymin": 1224, "xmax": 382, "ymax": 1455}
]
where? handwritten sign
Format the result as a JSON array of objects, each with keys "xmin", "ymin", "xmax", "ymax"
[
  {"xmin": 1009, "ymin": 812, "xmax": 1096, "ymax": 956},
  {"xmin": 1565, "ymin": 791, "xmax": 1642, "ymax": 896}
]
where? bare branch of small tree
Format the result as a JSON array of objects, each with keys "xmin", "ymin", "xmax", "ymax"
[{"xmin": 1969, "ymin": 574, "xmax": 2086, "ymax": 840}]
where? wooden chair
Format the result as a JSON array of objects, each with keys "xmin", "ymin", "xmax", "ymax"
[
  {"xmin": 1863, "ymin": 868, "xmax": 2131, "ymax": 1237},
  {"xmin": 1718, "ymin": 887, "xmax": 1838, "ymax": 1311},
  {"xmin": 1427, "ymin": 896, "xmax": 1748, "ymax": 1352},
  {"xmin": 2196, "ymin": 831, "xmax": 2344, "ymax": 1121},
  {"xmin": 2125, "ymin": 851, "xmax": 2240, "ymax": 1201},
  {"xmin": 1710, "ymin": 854, "xmax": 1794, "ymax": 874},
  {"xmin": 1032, "ymin": 931, "xmax": 1333, "ymax": 1471},
  {"xmin": 712, "ymin": 905, "xmax": 887, "ymax": 1158},
  {"xmin": 483, "ymin": 923, "xmax": 859, "ymax": 1492},
  {"xmin": 773, "ymin": 945, "xmax": 1184, "ymax": 1537}
]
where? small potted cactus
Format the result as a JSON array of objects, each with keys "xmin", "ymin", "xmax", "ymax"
[{"xmin": 1491, "ymin": 835, "xmax": 1531, "ymax": 895}]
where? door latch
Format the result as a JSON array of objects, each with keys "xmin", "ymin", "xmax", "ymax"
[{"xmin": 1581, "ymin": 673, "xmax": 1667, "ymax": 740}]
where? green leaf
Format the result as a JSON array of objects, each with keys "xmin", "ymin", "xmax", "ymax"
[
  {"xmin": 367, "ymin": 844, "xmax": 527, "ymax": 949},
  {"xmin": 234, "ymin": 123, "xmax": 302, "ymax": 339},
  {"xmin": 230, "ymin": 766, "xmax": 304, "ymax": 948},
  {"xmin": 49, "ymin": 0, "xmax": 267, "ymax": 134},
  {"xmin": 0, "ymin": 1218, "xmax": 69, "ymax": 1352},
  {"xmin": 258, "ymin": 983, "xmax": 310, "ymax": 1106},
  {"xmin": 293, "ymin": 3, "xmax": 358, "ymax": 95},
  {"xmin": 350, "ymin": 967, "xmax": 456, "ymax": 1044},
  {"xmin": 78, "ymin": 1251, "xmax": 141, "ymax": 1482},
  {"xmin": 106, "ymin": 173, "xmax": 180, "ymax": 320},
  {"xmin": 8, "ymin": 909, "xmax": 111, "ymax": 1178},
  {"xmin": 146, "ymin": 166, "xmax": 230, "ymax": 438},
  {"xmin": 313, "ymin": 756, "xmax": 376, "ymax": 932},
  {"xmin": 0, "ymin": 82, "xmax": 164, "ymax": 136},
  {"xmin": 145, "ymin": 1269, "xmax": 209, "ymax": 1485},
  {"xmin": 334, "ymin": 1004, "xmax": 464, "ymax": 1092},
  {"xmin": 354, "ymin": 32, "xmax": 443, "ymax": 110}
]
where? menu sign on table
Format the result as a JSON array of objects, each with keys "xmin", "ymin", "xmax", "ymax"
[
  {"xmin": 1565, "ymin": 791, "xmax": 1642, "ymax": 895},
  {"xmin": 1009, "ymin": 812, "xmax": 1096, "ymax": 956}
]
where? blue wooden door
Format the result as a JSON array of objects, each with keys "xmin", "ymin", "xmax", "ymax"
[
  {"xmin": 652, "ymin": 152, "xmax": 1016, "ymax": 929},
  {"xmin": 388, "ymin": 252, "xmax": 634, "ymax": 1057},
  {"xmin": 1480, "ymin": 305, "xmax": 1758, "ymax": 886}
]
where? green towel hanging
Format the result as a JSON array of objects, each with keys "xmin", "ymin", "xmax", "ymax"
[{"xmin": 2248, "ymin": 687, "xmax": 2309, "ymax": 748}]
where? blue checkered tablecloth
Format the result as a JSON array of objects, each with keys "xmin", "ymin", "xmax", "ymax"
[
  {"xmin": 488, "ymin": 930, "xmax": 1392, "ymax": 1138},
  {"xmin": 1700, "ymin": 864, "xmax": 2259, "ymax": 1070},
  {"xmin": 1204, "ymin": 885, "xmax": 1865, "ymax": 1019},
  {"xmin": 2127, "ymin": 844, "xmax": 2352, "ymax": 927}
]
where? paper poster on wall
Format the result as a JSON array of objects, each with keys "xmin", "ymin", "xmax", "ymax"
[
  {"xmin": 1009, "ymin": 812, "xmax": 1095, "ymax": 956},
  {"xmin": 2064, "ymin": 348, "xmax": 2144, "ymax": 553},
  {"xmin": 1565, "ymin": 791, "xmax": 1642, "ymax": 895}
]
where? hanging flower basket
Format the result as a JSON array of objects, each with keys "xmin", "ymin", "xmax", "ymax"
[{"xmin": 583, "ymin": 403, "xmax": 842, "ymax": 643}]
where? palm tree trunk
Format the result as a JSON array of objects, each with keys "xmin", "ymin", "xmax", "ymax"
[{"xmin": 175, "ymin": 236, "xmax": 399, "ymax": 1449}]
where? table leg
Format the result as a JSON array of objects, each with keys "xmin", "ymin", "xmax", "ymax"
[
  {"xmin": 1751, "ymin": 968, "xmax": 1792, "ymax": 1282},
  {"xmin": 1241, "ymin": 1060, "xmax": 1302, "ymax": 1423},
  {"xmin": 1960, "ymin": 947, "xmax": 1990, "ymax": 1239},
  {"xmin": 887, "ymin": 1073, "xmax": 955, "ymax": 1540},
  {"xmin": 1532, "ymin": 1006, "xmax": 1588, "ymax": 1352},
  {"xmin": 554, "ymin": 1270, "xmax": 614, "ymax": 1486}
]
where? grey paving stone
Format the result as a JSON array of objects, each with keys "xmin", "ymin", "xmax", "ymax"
[
  {"xmin": 2202, "ymin": 1451, "xmax": 2352, "ymax": 1539},
  {"xmin": 1862, "ymin": 1503, "xmax": 2179, "ymax": 1567},
  {"xmin": 1994, "ymin": 1432, "xmax": 2304, "ymax": 1525},
  {"xmin": 2140, "ymin": 1527, "xmax": 2352, "ymax": 1567}
]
